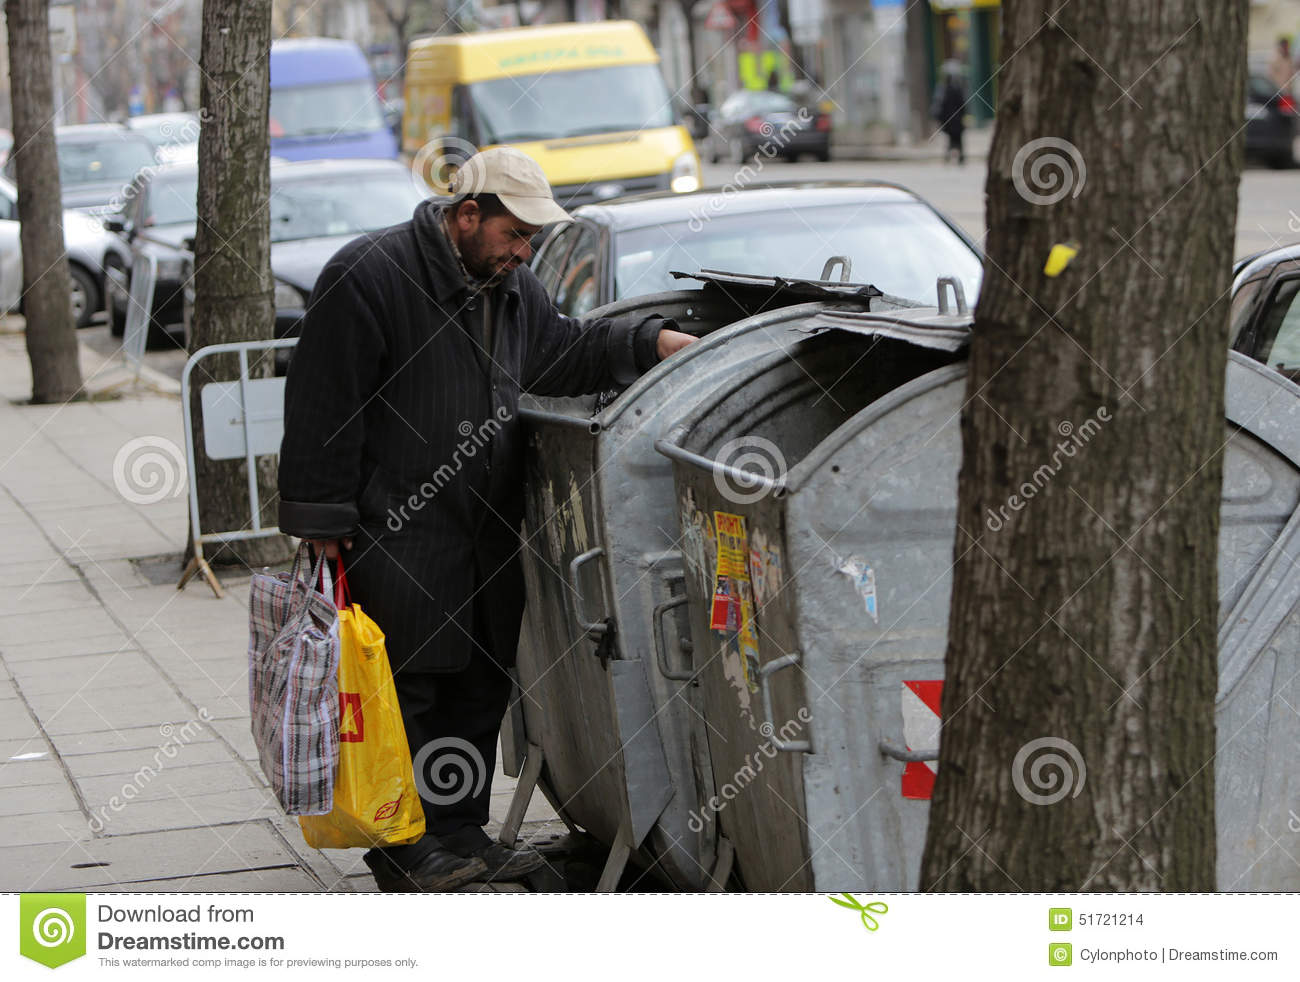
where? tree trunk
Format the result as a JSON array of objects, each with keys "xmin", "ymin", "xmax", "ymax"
[
  {"xmin": 189, "ymin": 0, "xmax": 291, "ymax": 568},
  {"xmin": 5, "ymin": 0, "xmax": 82, "ymax": 403},
  {"xmin": 903, "ymin": 0, "xmax": 932, "ymax": 144},
  {"xmin": 919, "ymin": 0, "xmax": 1246, "ymax": 892}
]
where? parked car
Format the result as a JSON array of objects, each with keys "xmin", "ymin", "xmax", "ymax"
[
  {"xmin": 48, "ymin": 124, "xmax": 158, "ymax": 213},
  {"xmin": 705, "ymin": 89, "xmax": 831, "ymax": 164},
  {"xmin": 127, "ymin": 112, "xmax": 200, "ymax": 165},
  {"xmin": 0, "ymin": 128, "xmax": 12, "ymax": 167},
  {"xmin": 531, "ymin": 183, "xmax": 982, "ymax": 318},
  {"xmin": 1245, "ymin": 74, "xmax": 1297, "ymax": 168},
  {"xmin": 106, "ymin": 159, "xmax": 430, "ymax": 351},
  {"xmin": 1231, "ymin": 242, "xmax": 1300, "ymax": 382},
  {"xmin": 270, "ymin": 38, "xmax": 397, "ymax": 161},
  {"xmin": 0, "ymin": 173, "xmax": 119, "ymax": 327}
]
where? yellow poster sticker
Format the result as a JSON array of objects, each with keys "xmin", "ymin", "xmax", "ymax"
[{"xmin": 710, "ymin": 511, "xmax": 760, "ymax": 693}]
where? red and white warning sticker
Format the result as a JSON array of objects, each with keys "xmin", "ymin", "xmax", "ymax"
[{"xmin": 900, "ymin": 680, "xmax": 942, "ymax": 799}]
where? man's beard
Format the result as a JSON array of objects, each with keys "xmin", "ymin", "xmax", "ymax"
[{"xmin": 462, "ymin": 239, "xmax": 512, "ymax": 287}]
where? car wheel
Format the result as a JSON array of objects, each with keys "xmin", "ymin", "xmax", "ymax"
[
  {"xmin": 68, "ymin": 264, "xmax": 98, "ymax": 330},
  {"xmin": 104, "ymin": 258, "xmax": 128, "ymax": 337},
  {"xmin": 816, "ymin": 147, "xmax": 831, "ymax": 163},
  {"xmin": 1268, "ymin": 148, "xmax": 1295, "ymax": 169}
]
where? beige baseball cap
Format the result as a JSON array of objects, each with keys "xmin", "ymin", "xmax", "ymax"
[{"xmin": 451, "ymin": 147, "xmax": 572, "ymax": 227}]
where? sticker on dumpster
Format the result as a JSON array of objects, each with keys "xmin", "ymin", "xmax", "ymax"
[
  {"xmin": 901, "ymin": 680, "xmax": 942, "ymax": 799},
  {"xmin": 836, "ymin": 555, "xmax": 879, "ymax": 623},
  {"xmin": 711, "ymin": 512, "xmax": 761, "ymax": 698}
]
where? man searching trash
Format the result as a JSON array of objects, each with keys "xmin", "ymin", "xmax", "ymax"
[{"xmin": 277, "ymin": 147, "xmax": 695, "ymax": 891}]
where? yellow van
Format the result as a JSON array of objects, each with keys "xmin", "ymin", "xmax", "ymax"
[{"xmin": 403, "ymin": 21, "xmax": 701, "ymax": 209}]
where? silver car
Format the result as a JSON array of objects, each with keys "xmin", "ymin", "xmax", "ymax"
[{"xmin": 0, "ymin": 174, "xmax": 120, "ymax": 327}]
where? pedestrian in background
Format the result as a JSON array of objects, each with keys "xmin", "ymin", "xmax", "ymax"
[
  {"xmin": 932, "ymin": 60, "xmax": 967, "ymax": 165},
  {"xmin": 1269, "ymin": 37, "xmax": 1295, "ymax": 96},
  {"xmin": 277, "ymin": 148, "xmax": 696, "ymax": 892}
]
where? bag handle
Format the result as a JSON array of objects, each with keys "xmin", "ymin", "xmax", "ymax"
[
  {"xmin": 271, "ymin": 542, "xmax": 331, "ymax": 649},
  {"xmin": 321, "ymin": 552, "xmax": 350, "ymax": 610}
]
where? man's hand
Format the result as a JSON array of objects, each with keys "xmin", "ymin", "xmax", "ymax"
[
  {"xmin": 308, "ymin": 538, "xmax": 352, "ymax": 561},
  {"xmin": 657, "ymin": 328, "xmax": 696, "ymax": 360}
]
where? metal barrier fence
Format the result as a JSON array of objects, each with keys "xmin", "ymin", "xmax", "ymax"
[{"xmin": 178, "ymin": 337, "xmax": 298, "ymax": 597}]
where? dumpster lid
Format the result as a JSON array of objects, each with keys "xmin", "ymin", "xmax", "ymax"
[
  {"xmin": 670, "ymin": 268, "xmax": 887, "ymax": 304},
  {"xmin": 807, "ymin": 306, "xmax": 972, "ymax": 353}
]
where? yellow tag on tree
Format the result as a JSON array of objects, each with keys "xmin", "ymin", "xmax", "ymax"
[{"xmin": 299, "ymin": 603, "xmax": 426, "ymax": 849}]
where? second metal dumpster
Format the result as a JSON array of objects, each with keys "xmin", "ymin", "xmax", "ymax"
[{"xmin": 657, "ymin": 311, "xmax": 1300, "ymax": 891}]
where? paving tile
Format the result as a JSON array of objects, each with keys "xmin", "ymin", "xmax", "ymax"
[
  {"xmin": 90, "ymin": 786, "xmax": 282, "ymax": 836},
  {"xmin": 8, "ymin": 650, "xmax": 165, "ymax": 696},
  {"xmin": 0, "ymin": 758, "xmax": 65, "ymax": 788},
  {"xmin": 0, "ymin": 707, "xmax": 40, "ymax": 741},
  {"xmin": 35, "ymin": 684, "xmax": 197, "ymax": 736},
  {"xmin": 0, "ymin": 580, "xmax": 95, "ymax": 618},
  {"xmin": 62, "ymin": 740, "xmax": 236, "ymax": 780},
  {"xmin": 79, "ymin": 761, "xmax": 265, "ymax": 808},
  {"xmin": 94, "ymin": 866, "xmax": 319, "ymax": 892},
  {"xmin": 0, "ymin": 821, "xmax": 305, "ymax": 892},
  {"xmin": 0, "ymin": 780, "xmax": 82, "ymax": 816},
  {"xmin": 0, "ymin": 810, "xmax": 91, "ymax": 846},
  {"xmin": 49, "ymin": 721, "xmax": 219, "ymax": 757},
  {"xmin": 2, "ymin": 632, "xmax": 134, "ymax": 662}
]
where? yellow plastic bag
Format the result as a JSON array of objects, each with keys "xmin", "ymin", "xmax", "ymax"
[{"xmin": 299, "ymin": 565, "xmax": 425, "ymax": 849}]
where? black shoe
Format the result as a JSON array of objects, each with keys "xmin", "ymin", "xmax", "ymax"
[
  {"xmin": 364, "ymin": 846, "xmax": 487, "ymax": 893},
  {"xmin": 465, "ymin": 841, "xmax": 546, "ymax": 882}
]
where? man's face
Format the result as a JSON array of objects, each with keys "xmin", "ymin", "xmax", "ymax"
[{"xmin": 455, "ymin": 203, "xmax": 541, "ymax": 282}]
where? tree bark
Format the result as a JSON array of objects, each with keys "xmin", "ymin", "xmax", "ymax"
[
  {"xmin": 903, "ymin": 0, "xmax": 932, "ymax": 144},
  {"xmin": 189, "ymin": 0, "xmax": 291, "ymax": 568},
  {"xmin": 919, "ymin": 0, "xmax": 1246, "ymax": 892},
  {"xmin": 6, "ymin": 0, "xmax": 83, "ymax": 403}
]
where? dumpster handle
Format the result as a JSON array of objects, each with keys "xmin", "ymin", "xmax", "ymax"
[
  {"xmin": 878, "ymin": 740, "xmax": 939, "ymax": 763},
  {"xmin": 567, "ymin": 547, "xmax": 609, "ymax": 639},
  {"xmin": 652, "ymin": 595, "xmax": 696, "ymax": 682},
  {"xmin": 820, "ymin": 255, "xmax": 852, "ymax": 283},
  {"xmin": 758, "ymin": 653, "xmax": 812, "ymax": 753},
  {"xmin": 936, "ymin": 276, "xmax": 969, "ymax": 316}
]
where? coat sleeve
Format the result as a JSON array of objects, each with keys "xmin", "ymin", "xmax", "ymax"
[
  {"xmin": 277, "ymin": 258, "xmax": 389, "ymax": 539},
  {"xmin": 519, "ymin": 270, "xmax": 668, "ymax": 396}
]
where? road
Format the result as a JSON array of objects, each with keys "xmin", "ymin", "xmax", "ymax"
[{"xmin": 81, "ymin": 156, "xmax": 1298, "ymax": 380}]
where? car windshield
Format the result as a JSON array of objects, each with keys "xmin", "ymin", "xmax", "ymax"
[
  {"xmin": 721, "ymin": 91, "xmax": 797, "ymax": 118},
  {"xmin": 132, "ymin": 116, "xmax": 199, "ymax": 150},
  {"xmin": 268, "ymin": 170, "xmax": 426, "ymax": 243},
  {"xmin": 270, "ymin": 80, "xmax": 385, "ymax": 139},
  {"xmin": 58, "ymin": 138, "xmax": 156, "ymax": 187},
  {"xmin": 469, "ymin": 64, "xmax": 674, "ymax": 143},
  {"xmin": 143, "ymin": 174, "xmax": 199, "ymax": 227},
  {"xmin": 613, "ymin": 201, "xmax": 983, "ymax": 304}
]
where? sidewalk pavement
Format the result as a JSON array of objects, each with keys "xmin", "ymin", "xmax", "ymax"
[
  {"xmin": 832, "ymin": 123, "xmax": 993, "ymax": 162},
  {"xmin": 0, "ymin": 327, "xmax": 560, "ymax": 893}
]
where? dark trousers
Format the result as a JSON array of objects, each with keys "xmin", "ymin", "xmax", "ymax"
[{"xmin": 378, "ymin": 603, "xmax": 513, "ymax": 864}]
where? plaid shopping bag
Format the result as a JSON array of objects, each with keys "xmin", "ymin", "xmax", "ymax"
[{"xmin": 248, "ymin": 543, "xmax": 341, "ymax": 816}]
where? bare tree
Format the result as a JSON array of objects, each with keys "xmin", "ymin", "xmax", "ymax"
[
  {"xmin": 5, "ymin": 0, "xmax": 82, "ymax": 403},
  {"xmin": 920, "ymin": 0, "xmax": 1246, "ymax": 891},
  {"xmin": 186, "ymin": 0, "xmax": 291, "ymax": 574}
]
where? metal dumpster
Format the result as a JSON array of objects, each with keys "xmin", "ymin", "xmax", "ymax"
[
  {"xmin": 501, "ymin": 270, "xmax": 936, "ymax": 889},
  {"xmin": 656, "ymin": 313, "xmax": 1300, "ymax": 891}
]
